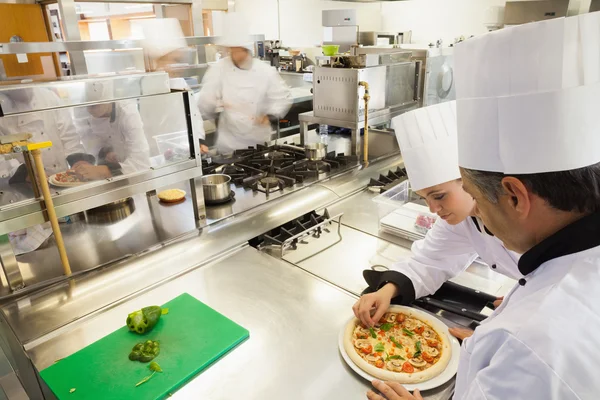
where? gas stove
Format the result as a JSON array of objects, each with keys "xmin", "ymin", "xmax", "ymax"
[{"xmin": 202, "ymin": 144, "xmax": 359, "ymax": 199}]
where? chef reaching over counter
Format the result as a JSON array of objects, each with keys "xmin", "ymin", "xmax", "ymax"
[
  {"xmin": 0, "ymin": 87, "xmax": 88, "ymax": 183},
  {"xmin": 354, "ymin": 101, "xmax": 522, "ymax": 339},
  {"xmin": 197, "ymin": 13, "xmax": 292, "ymax": 155},
  {"xmin": 73, "ymin": 81, "xmax": 151, "ymax": 180},
  {"xmin": 369, "ymin": 11, "xmax": 600, "ymax": 400}
]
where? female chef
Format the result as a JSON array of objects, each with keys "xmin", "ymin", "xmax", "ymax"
[{"xmin": 353, "ymin": 101, "xmax": 521, "ymax": 341}]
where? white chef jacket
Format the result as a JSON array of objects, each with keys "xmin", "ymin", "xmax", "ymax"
[
  {"xmin": 0, "ymin": 89, "xmax": 85, "ymax": 175},
  {"xmin": 197, "ymin": 57, "xmax": 293, "ymax": 154},
  {"xmin": 74, "ymin": 101, "xmax": 151, "ymax": 175},
  {"xmin": 454, "ymin": 212, "xmax": 600, "ymax": 399},
  {"xmin": 365, "ymin": 217, "xmax": 522, "ymax": 303}
]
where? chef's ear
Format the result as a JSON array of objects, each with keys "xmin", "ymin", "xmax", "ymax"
[{"xmin": 501, "ymin": 177, "xmax": 531, "ymax": 217}]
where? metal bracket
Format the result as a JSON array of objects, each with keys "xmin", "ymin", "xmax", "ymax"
[
  {"xmin": 0, "ymin": 235, "xmax": 23, "ymax": 292},
  {"xmin": 271, "ymin": 211, "xmax": 344, "ymax": 260}
]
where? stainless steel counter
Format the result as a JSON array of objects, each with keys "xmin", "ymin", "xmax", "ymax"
[
  {"xmin": 0, "ymin": 145, "xmax": 471, "ymax": 399},
  {"xmin": 282, "ymin": 222, "xmax": 412, "ymax": 296},
  {"xmin": 27, "ymin": 246, "xmax": 453, "ymax": 400}
]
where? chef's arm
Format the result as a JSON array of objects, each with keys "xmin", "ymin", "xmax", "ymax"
[
  {"xmin": 197, "ymin": 65, "xmax": 221, "ymax": 120},
  {"xmin": 56, "ymin": 108, "xmax": 86, "ymax": 155},
  {"xmin": 460, "ymin": 332, "xmax": 564, "ymax": 399},
  {"xmin": 115, "ymin": 103, "xmax": 151, "ymax": 175},
  {"xmin": 263, "ymin": 68, "xmax": 293, "ymax": 119},
  {"xmin": 363, "ymin": 219, "xmax": 478, "ymax": 305}
]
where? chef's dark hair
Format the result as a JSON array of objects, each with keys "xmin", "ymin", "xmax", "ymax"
[{"xmin": 461, "ymin": 162, "xmax": 600, "ymax": 214}]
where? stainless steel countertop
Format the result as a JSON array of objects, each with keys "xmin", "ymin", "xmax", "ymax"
[
  {"xmin": 29, "ymin": 246, "xmax": 453, "ymax": 400},
  {"xmin": 290, "ymin": 87, "xmax": 313, "ymax": 104},
  {"xmin": 283, "ymin": 222, "xmax": 413, "ymax": 296},
  {"xmin": 326, "ymin": 188, "xmax": 516, "ymax": 298}
]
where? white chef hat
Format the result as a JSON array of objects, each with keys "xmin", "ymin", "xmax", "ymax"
[
  {"xmin": 84, "ymin": 80, "xmax": 114, "ymax": 103},
  {"xmin": 135, "ymin": 18, "xmax": 187, "ymax": 59},
  {"xmin": 218, "ymin": 13, "xmax": 254, "ymax": 51},
  {"xmin": 455, "ymin": 12, "xmax": 600, "ymax": 174},
  {"xmin": 392, "ymin": 101, "xmax": 460, "ymax": 191}
]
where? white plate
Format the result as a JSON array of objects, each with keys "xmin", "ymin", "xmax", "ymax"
[
  {"xmin": 338, "ymin": 308, "xmax": 461, "ymax": 392},
  {"xmin": 48, "ymin": 173, "xmax": 87, "ymax": 188}
]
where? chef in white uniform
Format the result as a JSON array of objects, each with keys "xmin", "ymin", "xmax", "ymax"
[
  {"xmin": 0, "ymin": 87, "xmax": 86, "ymax": 181},
  {"xmin": 354, "ymin": 102, "xmax": 521, "ymax": 335},
  {"xmin": 73, "ymin": 81, "xmax": 151, "ymax": 179},
  {"xmin": 0, "ymin": 86, "xmax": 87, "ymax": 255},
  {"xmin": 197, "ymin": 13, "xmax": 292, "ymax": 154},
  {"xmin": 369, "ymin": 12, "xmax": 600, "ymax": 400}
]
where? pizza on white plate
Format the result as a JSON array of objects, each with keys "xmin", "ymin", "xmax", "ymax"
[{"xmin": 343, "ymin": 305, "xmax": 452, "ymax": 383}]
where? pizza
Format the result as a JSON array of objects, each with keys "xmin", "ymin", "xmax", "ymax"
[
  {"xmin": 49, "ymin": 171, "xmax": 87, "ymax": 187},
  {"xmin": 343, "ymin": 306, "xmax": 451, "ymax": 383}
]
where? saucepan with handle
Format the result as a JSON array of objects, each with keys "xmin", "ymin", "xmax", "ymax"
[
  {"xmin": 201, "ymin": 174, "xmax": 232, "ymax": 203},
  {"xmin": 305, "ymin": 143, "xmax": 328, "ymax": 161}
]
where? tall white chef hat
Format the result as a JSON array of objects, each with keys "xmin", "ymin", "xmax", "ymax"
[
  {"xmin": 84, "ymin": 80, "xmax": 114, "ymax": 103},
  {"xmin": 392, "ymin": 101, "xmax": 460, "ymax": 191},
  {"xmin": 218, "ymin": 13, "xmax": 254, "ymax": 51},
  {"xmin": 455, "ymin": 12, "xmax": 600, "ymax": 174}
]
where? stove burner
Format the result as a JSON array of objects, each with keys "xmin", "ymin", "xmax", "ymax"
[
  {"xmin": 259, "ymin": 177, "xmax": 280, "ymax": 188},
  {"xmin": 203, "ymin": 144, "xmax": 358, "ymax": 195},
  {"xmin": 263, "ymin": 151, "xmax": 289, "ymax": 160},
  {"xmin": 306, "ymin": 161, "xmax": 331, "ymax": 173},
  {"xmin": 368, "ymin": 167, "xmax": 408, "ymax": 192}
]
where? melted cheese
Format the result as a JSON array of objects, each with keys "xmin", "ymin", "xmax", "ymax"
[{"xmin": 353, "ymin": 314, "xmax": 442, "ymax": 371}]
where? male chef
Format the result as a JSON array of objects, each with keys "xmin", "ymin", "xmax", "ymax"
[{"xmin": 368, "ymin": 11, "xmax": 600, "ymax": 400}]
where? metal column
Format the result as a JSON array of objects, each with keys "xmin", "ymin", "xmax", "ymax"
[
  {"xmin": 191, "ymin": 0, "xmax": 205, "ymax": 36},
  {"xmin": 57, "ymin": 0, "xmax": 88, "ymax": 75}
]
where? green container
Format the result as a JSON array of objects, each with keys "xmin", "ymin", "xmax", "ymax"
[{"xmin": 322, "ymin": 45, "xmax": 340, "ymax": 56}]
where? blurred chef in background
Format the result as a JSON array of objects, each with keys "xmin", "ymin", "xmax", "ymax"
[
  {"xmin": 73, "ymin": 81, "xmax": 151, "ymax": 179},
  {"xmin": 0, "ymin": 86, "xmax": 89, "ymax": 255},
  {"xmin": 197, "ymin": 13, "xmax": 292, "ymax": 154},
  {"xmin": 0, "ymin": 87, "xmax": 88, "ymax": 183}
]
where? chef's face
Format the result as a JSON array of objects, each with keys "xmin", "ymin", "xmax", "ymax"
[
  {"xmin": 415, "ymin": 180, "xmax": 475, "ymax": 225},
  {"xmin": 460, "ymin": 170, "xmax": 531, "ymax": 253},
  {"xmin": 229, "ymin": 47, "xmax": 251, "ymax": 68}
]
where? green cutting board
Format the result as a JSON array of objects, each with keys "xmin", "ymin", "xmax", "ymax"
[{"xmin": 41, "ymin": 293, "xmax": 249, "ymax": 399}]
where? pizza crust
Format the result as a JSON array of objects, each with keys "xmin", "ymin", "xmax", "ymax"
[
  {"xmin": 48, "ymin": 174, "xmax": 87, "ymax": 188},
  {"xmin": 158, "ymin": 189, "xmax": 186, "ymax": 203},
  {"xmin": 343, "ymin": 306, "xmax": 452, "ymax": 384}
]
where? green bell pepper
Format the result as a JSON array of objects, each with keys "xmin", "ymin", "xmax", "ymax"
[
  {"xmin": 126, "ymin": 306, "xmax": 162, "ymax": 334},
  {"xmin": 129, "ymin": 340, "xmax": 160, "ymax": 363}
]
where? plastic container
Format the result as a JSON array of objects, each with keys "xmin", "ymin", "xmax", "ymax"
[
  {"xmin": 322, "ymin": 45, "xmax": 340, "ymax": 56},
  {"xmin": 372, "ymin": 179, "xmax": 411, "ymax": 208},
  {"xmin": 319, "ymin": 124, "xmax": 329, "ymax": 143}
]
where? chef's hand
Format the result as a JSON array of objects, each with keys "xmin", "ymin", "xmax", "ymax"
[
  {"xmin": 72, "ymin": 163, "xmax": 111, "ymax": 180},
  {"xmin": 353, "ymin": 283, "xmax": 398, "ymax": 328},
  {"xmin": 200, "ymin": 144, "xmax": 209, "ymax": 154},
  {"xmin": 104, "ymin": 151, "xmax": 119, "ymax": 164},
  {"xmin": 257, "ymin": 115, "xmax": 270, "ymax": 126},
  {"xmin": 448, "ymin": 327, "xmax": 474, "ymax": 341},
  {"xmin": 367, "ymin": 380, "xmax": 423, "ymax": 400},
  {"xmin": 71, "ymin": 160, "xmax": 91, "ymax": 170},
  {"xmin": 493, "ymin": 296, "xmax": 504, "ymax": 309}
]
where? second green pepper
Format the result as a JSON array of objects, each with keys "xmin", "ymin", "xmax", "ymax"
[{"xmin": 129, "ymin": 340, "xmax": 160, "ymax": 363}]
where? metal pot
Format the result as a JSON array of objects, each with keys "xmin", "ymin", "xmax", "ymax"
[
  {"xmin": 305, "ymin": 143, "xmax": 327, "ymax": 161},
  {"xmin": 201, "ymin": 174, "xmax": 231, "ymax": 203}
]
